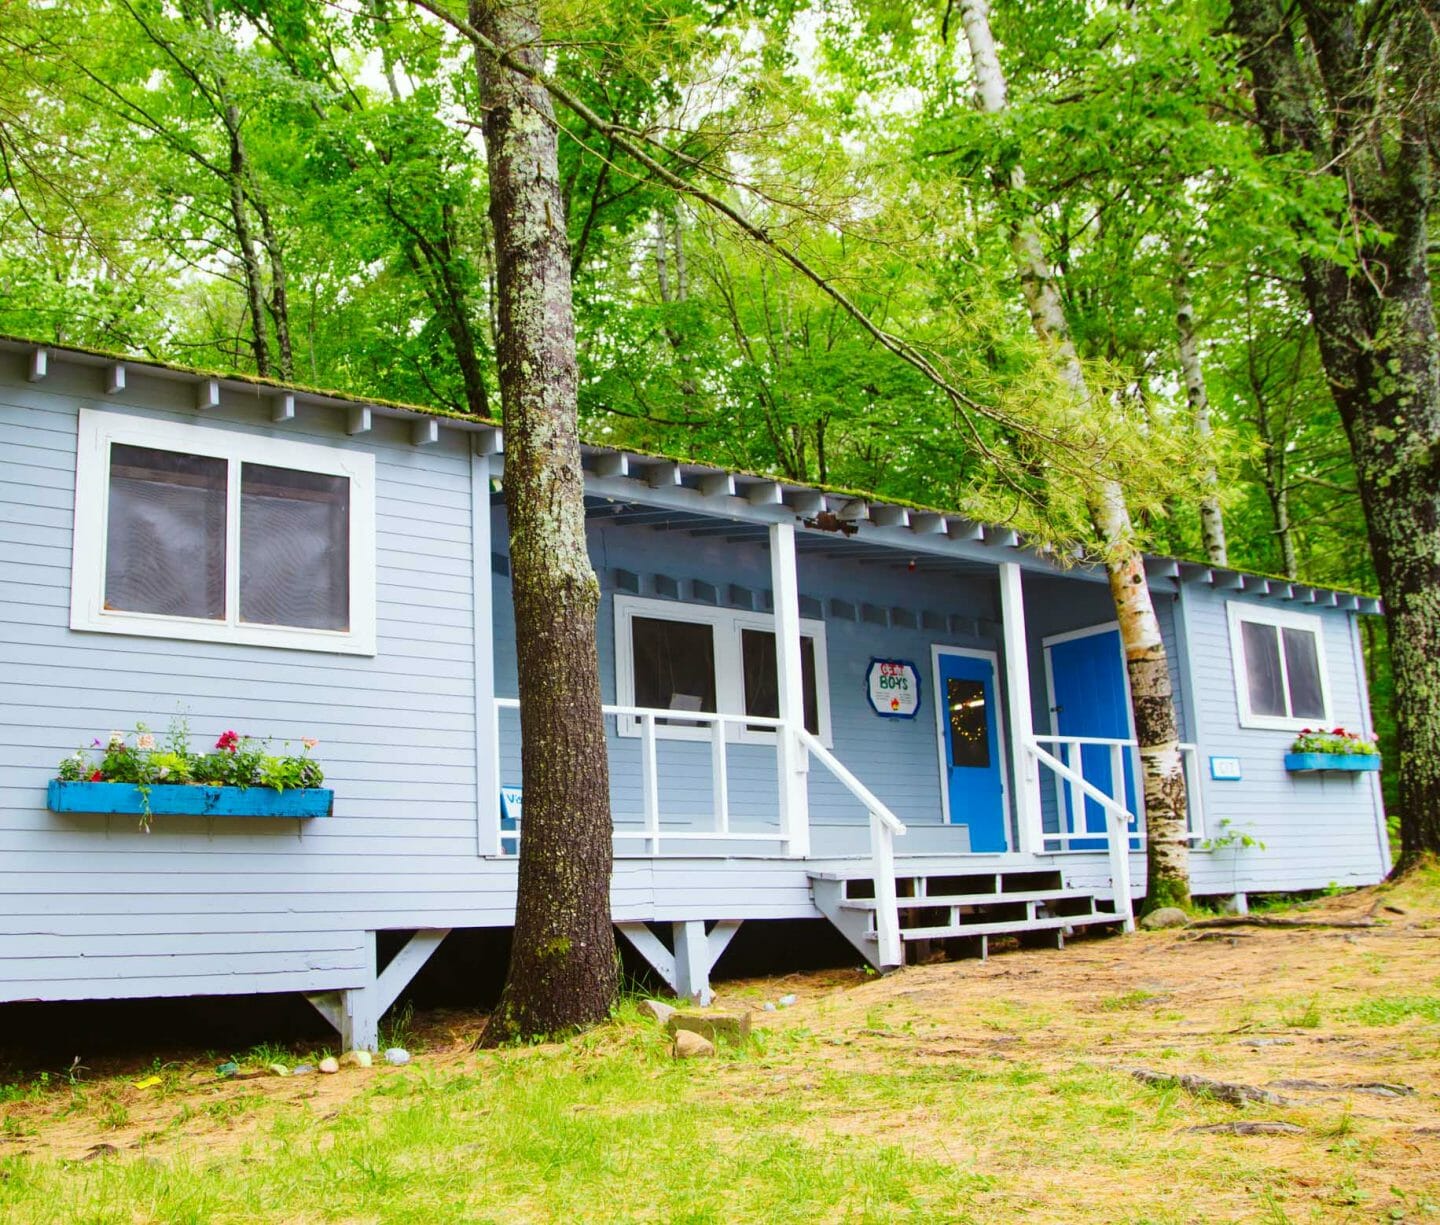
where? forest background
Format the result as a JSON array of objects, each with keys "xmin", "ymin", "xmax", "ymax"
[{"xmin": 0, "ymin": 0, "xmax": 1400, "ymax": 816}]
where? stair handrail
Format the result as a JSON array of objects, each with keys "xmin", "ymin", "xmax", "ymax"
[
  {"xmin": 1026, "ymin": 739, "xmax": 1136, "ymax": 932},
  {"xmin": 798, "ymin": 729, "xmax": 906, "ymax": 967}
]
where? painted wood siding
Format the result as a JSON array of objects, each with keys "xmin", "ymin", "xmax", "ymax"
[{"xmin": 1178, "ymin": 582, "xmax": 1388, "ymax": 893}]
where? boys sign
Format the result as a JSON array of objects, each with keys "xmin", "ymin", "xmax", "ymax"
[{"xmin": 866, "ymin": 658, "xmax": 921, "ymax": 719}]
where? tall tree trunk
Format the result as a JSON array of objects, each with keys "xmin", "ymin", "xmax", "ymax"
[
  {"xmin": 471, "ymin": 0, "xmax": 617, "ymax": 1044},
  {"xmin": 1175, "ymin": 269, "xmax": 1227, "ymax": 565},
  {"xmin": 958, "ymin": 0, "xmax": 1190, "ymax": 907},
  {"xmin": 1233, "ymin": 0, "xmax": 1440, "ymax": 865},
  {"xmin": 252, "ymin": 194, "xmax": 294, "ymax": 380}
]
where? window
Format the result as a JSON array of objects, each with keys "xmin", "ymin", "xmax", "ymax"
[
  {"xmin": 1226, "ymin": 602, "xmax": 1330, "ymax": 731},
  {"xmin": 614, "ymin": 594, "xmax": 830, "ymax": 743},
  {"xmin": 72, "ymin": 408, "xmax": 376, "ymax": 654}
]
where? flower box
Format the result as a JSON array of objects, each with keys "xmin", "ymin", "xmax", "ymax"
[
  {"xmin": 47, "ymin": 780, "xmax": 334, "ymax": 818},
  {"xmin": 1283, "ymin": 753, "xmax": 1380, "ymax": 774}
]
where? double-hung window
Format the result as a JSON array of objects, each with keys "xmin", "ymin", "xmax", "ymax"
[
  {"xmin": 71, "ymin": 408, "xmax": 376, "ymax": 654},
  {"xmin": 1226, "ymin": 601, "xmax": 1330, "ymax": 731},
  {"xmin": 614, "ymin": 594, "xmax": 830, "ymax": 744}
]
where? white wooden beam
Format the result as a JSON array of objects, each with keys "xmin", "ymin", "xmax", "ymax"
[
  {"xmin": 829, "ymin": 496, "xmax": 869, "ymax": 523},
  {"xmin": 473, "ymin": 448, "xmax": 499, "ymax": 857},
  {"xmin": 707, "ymin": 919, "xmax": 742, "ymax": 966},
  {"xmin": 592, "ymin": 451, "xmax": 628, "ymax": 478},
  {"xmin": 770, "ymin": 520, "xmax": 810, "ymax": 857},
  {"xmin": 615, "ymin": 922, "xmax": 677, "ymax": 986},
  {"xmin": 196, "ymin": 378, "xmax": 221, "ymax": 410},
  {"xmin": 1145, "ymin": 559, "xmax": 1180, "ymax": 580},
  {"xmin": 672, "ymin": 921, "xmax": 712, "ymax": 1005},
  {"xmin": 411, "ymin": 418, "xmax": 440, "ymax": 447},
  {"xmin": 747, "ymin": 480, "xmax": 784, "ymax": 506},
  {"xmin": 375, "ymin": 929, "xmax": 452, "ymax": 1015},
  {"xmin": 347, "ymin": 405, "xmax": 373, "ymax": 435},
  {"xmin": 106, "ymin": 363, "xmax": 126, "ymax": 394},
  {"xmin": 476, "ymin": 427, "xmax": 503, "ymax": 455},
  {"xmin": 698, "ymin": 471, "xmax": 735, "ymax": 499},
  {"xmin": 999, "ymin": 562, "xmax": 1043, "ymax": 855},
  {"xmin": 870, "ymin": 505, "xmax": 910, "ymax": 528},
  {"xmin": 27, "ymin": 348, "xmax": 47, "ymax": 382},
  {"xmin": 645, "ymin": 460, "xmax": 682, "ymax": 488},
  {"xmin": 910, "ymin": 513, "xmax": 946, "ymax": 535},
  {"xmin": 271, "ymin": 393, "xmax": 296, "ymax": 423},
  {"xmin": 947, "ymin": 518, "xmax": 985, "ymax": 541},
  {"xmin": 786, "ymin": 489, "xmax": 825, "ymax": 517},
  {"xmin": 985, "ymin": 525, "xmax": 1020, "ymax": 548}
]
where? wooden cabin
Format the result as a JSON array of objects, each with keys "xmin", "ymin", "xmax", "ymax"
[{"xmin": 0, "ymin": 340, "xmax": 1389, "ymax": 1047}]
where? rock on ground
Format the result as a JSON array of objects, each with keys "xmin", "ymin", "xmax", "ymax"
[
  {"xmin": 672, "ymin": 1030, "xmax": 716, "ymax": 1059},
  {"xmin": 666, "ymin": 1012, "xmax": 752, "ymax": 1046},
  {"xmin": 1140, "ymin": 907, "xmax": 1190, "ymax": 930},
  {"xmin": 639, "ymin": 999, "xmax": 677, "ymax": 1025}
]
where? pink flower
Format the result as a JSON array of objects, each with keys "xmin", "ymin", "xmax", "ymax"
[
  {"xmin": 136, "ymin": 733, "xmax": 155, "ymax": 751},
  {"xmin": 302, "ymin": 737, "xmax": 318, "ymax": 751},
  {"xmin": 216, "ymin": 730, "xmax": 241, "ymax": 753}
]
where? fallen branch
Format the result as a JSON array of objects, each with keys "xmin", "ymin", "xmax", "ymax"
[
  {"xmin": 1129, "ymin": 1068, "xmax": 1295, "ymax": 1107},
  {"xmin": 1186, "ymin": 1121, "xmax": 1305, "ymax": 1136},
  {"xmin": 1188, "ymin": 916, "xmax": 1376, "ymax": 931}
]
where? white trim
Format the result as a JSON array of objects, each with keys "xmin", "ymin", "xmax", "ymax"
[
  {"xmin": 612, "ymin": 593, "xmax": 831, "ymax": 745},
  {"xmin": 71, "ymin": 408, "xmax": 377, "ymax": 655},
  {"xmin": 1041, "ymin": 622, "xmax": 1138, "ymax": 838},
  {"xmin": 930, "ymin": 645, "xmax": 1010, "ymax": 849},
  {"xmin": 1225, "ymin": 600, "xmax": 1331, "ymax": 731}
]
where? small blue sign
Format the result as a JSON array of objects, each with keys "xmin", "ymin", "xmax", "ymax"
[{"xmin": 1209, "ymin": 756, "xmax": 1242, "ymax": 781}]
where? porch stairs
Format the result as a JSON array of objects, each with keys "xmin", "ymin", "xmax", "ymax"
[{"xmin": 810, "ymin": 865, "xmax": 1124, "ymax": 967}]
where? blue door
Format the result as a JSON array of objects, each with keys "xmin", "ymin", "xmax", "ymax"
[
  {"xmin": 1046, "ymin": 628, "xmax": 1137, "ymax": 848},
  {"xmin": 936, "ymin": 651, "xmax": 1007, "ymax": 852}
]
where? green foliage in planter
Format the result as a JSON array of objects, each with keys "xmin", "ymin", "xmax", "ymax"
[{"xmin": 1288, "ymin": 727, "xmax": 1379, "ymax": 756}]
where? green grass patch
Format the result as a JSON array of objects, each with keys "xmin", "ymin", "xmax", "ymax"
[{"xmin": 1348, "ymin": 996, "xmax": 1440, "ymax": 1026}]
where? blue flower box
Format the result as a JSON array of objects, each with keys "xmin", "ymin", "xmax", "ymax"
[
  {"xmin": 47, "ymin": 780, "xmax": 333, "ymax": 818},
  {"xmin": 1283, "ymin": 753, "xmax": 1380, "ymax": 774}
]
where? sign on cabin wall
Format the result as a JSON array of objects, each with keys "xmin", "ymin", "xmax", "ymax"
[{"xmin": 866, "ymin": 659, "xmax": 921, "ymax": 719}]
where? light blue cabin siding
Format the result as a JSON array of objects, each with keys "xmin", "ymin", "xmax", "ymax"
[{"xmin": 1179, "ymin": 582, "xmax": 1387, "ymax": 893}]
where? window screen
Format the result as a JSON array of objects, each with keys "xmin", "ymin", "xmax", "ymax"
[
  {"xmin": 1282, "ymin": 627, "xmax": 1326, "ymax": 719},
  {"xmin": 631, "ymin": 616, "xmax": 716, "ymax": 724},
  {"xmin": 740, "ymin": 628, "xmax": 820, "ymax": 734},
  {"xmin": 1240, "ymin": 619, "xmax": 1286, "ymax": 718},
  {"xmin": 105, "ymin": 444, "xmax": 227, "ymax": 619},
  {"xmin": 240, "ymin": 463, "xmax": 350, "ymax": 630}
]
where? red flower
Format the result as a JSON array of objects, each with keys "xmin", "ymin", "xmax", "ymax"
[
  {"xmin": 1332, "ymin": 728, "xmax": 1345, "ymax": 736},
  {"xmin": 216, "ymin": 730, "xmax": 241, "ymax": 753},
  {"xmin": 89, "ymin": 769, "xmax": 103, "ymax": 782}
]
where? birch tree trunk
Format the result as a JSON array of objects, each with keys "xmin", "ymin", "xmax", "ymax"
[
  {"xmin": 1175, "ymin": 270, "xmax": 1227, "ymax": 566},
  {"xmin": 1233, "ymin": 0, "xmax": 1440, "ymax": 867},
  {"xmin": 957, "ymin": 0, "xmax": 1190, "ymax": 907},
  {"xmin": 471, "ymin": 0, "xmax": 617, "ymax": 1043}
]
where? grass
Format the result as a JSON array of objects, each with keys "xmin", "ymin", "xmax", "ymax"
[{"xmin": 4, "ymin": 876, "xmax": 1440, "ymax": 1222}]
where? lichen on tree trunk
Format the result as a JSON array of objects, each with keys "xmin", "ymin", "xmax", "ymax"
[
  {"xmin": 958, "ymin": 0, "xmax": 1190, "ymax": 909},
  {"xmin": 470, "ymin": 0, "xmax": 616, "ymax": 1044}
]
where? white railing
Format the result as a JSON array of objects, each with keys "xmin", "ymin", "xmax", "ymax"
[
  {"xmin": 798, "ymin": 729, "xmax": 908, "ymax": 968},
  {"xmin": 494, "ymin": 698, "xmax": 799, "ymax": 855}
]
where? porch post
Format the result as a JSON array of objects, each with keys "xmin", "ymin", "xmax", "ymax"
[
  {"xmin": 472, "ymin": 445, "xmax": 500, "ymax": 856},
  {"xmin": 998, "ymin": 562, "xmax": 1043, "ymax": 853},
  {"xmin": 769, "ymin": 521, "xmax": 810, "ymax": 857}
]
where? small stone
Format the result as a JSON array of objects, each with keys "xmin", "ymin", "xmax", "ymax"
[
  {"xmin": 665, "ymin": 1011, "xmax": 752, "ymax": 1046},
  {"xmin": 1240, "ymin": 1038, "xmax": 1294, "ymax": 1049},
  {"xmin": 82, "ymin": 1143, "xmax": 120, "ymax": 1161},
  {"xmin": 384, "ymin": 1048, "xmax": 411, "ymax": 1066},
  {"xmin": 778, "ymin": 994, "xmax": 798, "ymax": 1008},
  {"xmin": 763, "ymin": 1002, "xmax": 777, "ymax": 1012},
  {"xmin": 291, "ymin": 1064, "xmax": 315, "ymax": 1076},
  {"xmin": 1140, "ymin": 907, "xmax": 1190, "ymax": 931},
  {"xmin": 318, "ymin": 1056, "xmax": 340, "ymax": 1074},
  {"xmin": 639, "ymin": 999, "xmax": 677, "ymax": 1025},
  {"xmin": 340, "ymin": 1049, "xmax": 373, "ymax": 1068},
  {"xmin": 267, "ymin": 1063, "xmax": 290, "ymax": 1077},
  {"xmin": 672, "ymin": 1029, "xmax": 716, "ymax": 1059}
]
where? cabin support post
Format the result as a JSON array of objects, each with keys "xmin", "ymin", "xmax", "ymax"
[
  {"xmin": 998, "ymin": 562, "xmax": 1043, "ymax": 853},
  {"xmin": 472, "ymin": 446, "xmax": 500, "ymax": 856},
  {"xmin": 616, "ymin": 920, "xmax": 743, "ymax": 1006},
  {"xmin": 769, "ymin": 521, "xmax": 810, "ymax": 857},
  {"xmin": 306, "ymin": 929, "xmax": 452, "ymax": 1051}
]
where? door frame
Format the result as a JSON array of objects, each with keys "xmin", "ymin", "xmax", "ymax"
[
  {"xmin": 1040, "ymin": 621, "xmax": 1138, "ymax": 836},
  {"xmin": 930, "ymin": 644, "xmax": 1010, "ymax": 848}
]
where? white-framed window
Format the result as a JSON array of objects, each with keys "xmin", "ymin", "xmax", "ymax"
[
  {"xmin": 613, "ymin": 594, "xmax": 831, "ymax": 744},
  {"xmin": 71, "ymin": 408, "xmax": 377, "ymax": 654},
  {"xmin": 1226, "ymin": 601, "xmax": 1330, "ymax": 731}
]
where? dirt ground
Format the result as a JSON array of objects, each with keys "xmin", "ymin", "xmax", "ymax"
[{"xmin": 3, "ymin": 879, "xmax": 1439, "ymax": 1219}]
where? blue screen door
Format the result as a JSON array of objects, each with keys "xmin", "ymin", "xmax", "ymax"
[
  {"xmin": 935, "ymin": 651, "xmax": 1007, "ymax": 852},
  {"xmin": 1046, "ymin": 627, "xmax": 1137, "ymax": 849}
]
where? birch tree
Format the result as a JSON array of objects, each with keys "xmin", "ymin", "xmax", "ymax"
[{"xmin": 955, "ymin": 0, "xmax": 1190, "ymax": 907}]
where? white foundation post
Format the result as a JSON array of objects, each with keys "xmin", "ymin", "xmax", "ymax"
[
  {"xmin": 999, "ymin": 562, "xmax": 1043, "ymax": 854},
  {"xmin": 769, "ymin": 521, "xmax": 810, "ymax": 857},
  {"xmin": 672, "ymin": 920, "xmax": 712, "ymax": 1005}
]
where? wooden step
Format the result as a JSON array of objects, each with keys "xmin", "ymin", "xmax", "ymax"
[
  {"xmin": 840, "ymin": 888, "xmax": 1098, "ymax": 912},
  {"xmin": 896, "ymin": 911, "xmax": 1122, "ymax": 942}
]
